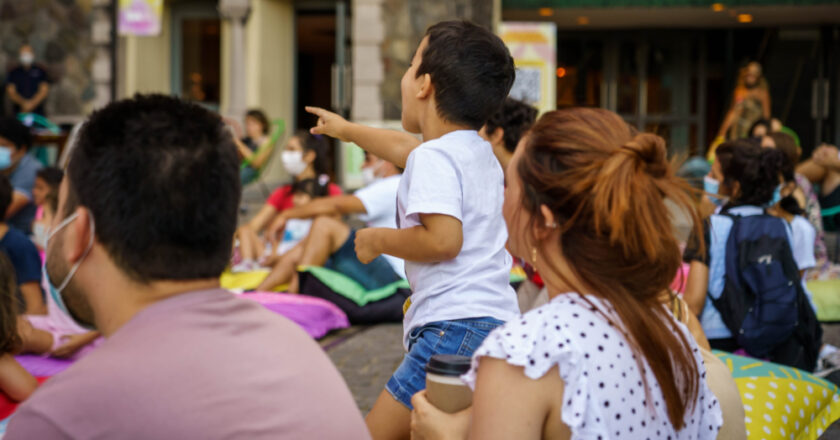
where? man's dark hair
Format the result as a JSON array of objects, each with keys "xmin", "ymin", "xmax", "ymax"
[
  {"xmin": 36, "ymin": 167, "xmax": 64, "ymax": 190},
  {"xmin": 0, "ymin": 117, "xmax": 32, "ymax": 151},
  {"xmin": 65, "ymin": 94, "xmax": 240, "ymax": 282},
  {"xmin": 416, "ymin": 20, "xmax": 515, "ymax": 130},
  {"xmin": 0, "ymin": 174, "xmax": 11, "ymax": 216},
  {"xmin": 485, "ymin": 98, "xmax": 538, "ymax": 153}
]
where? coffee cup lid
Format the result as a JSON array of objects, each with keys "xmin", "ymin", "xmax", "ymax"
[{"xmin": 425, "ymin": 354, "xmax": 472, "ymax": 376}]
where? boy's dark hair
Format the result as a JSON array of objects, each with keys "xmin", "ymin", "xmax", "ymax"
[
  {"xmin": 417, "ymin": 20, "xmax": 515, "ymax": 130},
  {"xmin": 0, "ymin": 174, "xmax": 11, "ymax": 216},
  {"xmin": 64, "ymin": 94, "xmax": 240, "ymax": 282},
  {"xmin": 0, "ymin": 117, "xmax": 32, "ymax": 150},
  {"xmin": 485, "ymin": 98, "xmax": 538, "ymax": 153},
  {"xmin": 0, "ymin": 252, "xmax": 22, "ymax": 354},
  {"xmin": 36, "ymin": 167, "xmax": 64, "ymax": 190},
  {"xmin": 717, "ymin": 139, "xmax": 784, "ymax": 207},
  {"xmin": 294, "ymin": 129, "xmax": 331, "ymax": 177},
  {"xmin": 246, "ymin": 109, "xmax": 270, "ymax": 135},
  {"xmin": 291, "ymin": 177, "xmax": 329, "ymax": 199}
]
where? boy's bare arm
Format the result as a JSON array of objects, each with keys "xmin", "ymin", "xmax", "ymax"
[
  {"xmin": 306, "ymin": 106, "xmax": 421, "ymax": 168},
  {"xmin": 355, "ymin": 214, "xmax": 463, "ymax": 264}
]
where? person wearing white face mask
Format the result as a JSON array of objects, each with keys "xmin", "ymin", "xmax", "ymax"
[
  {"xmin": 4, "ymin": 95, "xmax": 369, "ymax": 440},
  {"xmin": 234, "ymin": 130, "xmax": 343, "ymax": 268},
  {"xmin": 256, "ymin": 152, "xmax": 403, "ymax": 292},
  {"xmin": 5, "ymin": 45, "xmax": 49, "ymax": 117}
]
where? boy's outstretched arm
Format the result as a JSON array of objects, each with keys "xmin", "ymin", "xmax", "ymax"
[
  {"xmin": 355, "ymin": 214, "xmax": 463, "ymax": 263},
  {"xmin": 306, "ymin": 106, "xmax": 421, "ymax": 168}
]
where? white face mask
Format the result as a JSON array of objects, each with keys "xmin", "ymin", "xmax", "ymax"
[
  {"xmin": 20, "ymin": 53, "xmax": 34, "ymax": 65},
  {"xmin": 32, "ymin": 223, "xmax": 48, "ymax": 248},
  {"xmin": 282, "ymin": 151, "xmax": 308, "ymax": 176},
  {"xmin": 44, "ymin": 212, "xmax": 97, "ymax": 330},
  {"xmin": 361, "ymin": 159, "xmax": 385, "ymax": 186}
]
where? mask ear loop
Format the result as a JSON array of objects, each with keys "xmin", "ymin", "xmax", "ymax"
[{"xmin": 54, "ymin": 213, "xmax": 96, "ymax": 293}]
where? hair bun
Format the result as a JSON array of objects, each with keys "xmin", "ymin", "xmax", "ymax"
[{"xmin": 619, "ymin": 133, "xmax": 668, "ymax": 178}]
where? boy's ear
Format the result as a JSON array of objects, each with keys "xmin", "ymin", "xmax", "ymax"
[{"xmin": 416, "ymin": 73, "xmax": 433, "ymax": 100}]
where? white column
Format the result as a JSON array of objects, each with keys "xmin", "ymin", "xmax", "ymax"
[
  {"xmin": 351, "ymin": 0, "xmax": 385, "ymax": 121},
  {"xmin": 218, "ymin": 0, "xmax": 250, "ymax": 119}
]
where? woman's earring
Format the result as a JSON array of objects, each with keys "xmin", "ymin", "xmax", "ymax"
[{"xmin": 531, "ymin": 247, "xmax": 538, "ymax": 265}]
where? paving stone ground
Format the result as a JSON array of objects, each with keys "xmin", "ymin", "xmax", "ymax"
[{"xmin": 326, "ymin": 324, "xmax": 404, "ymax": 414}]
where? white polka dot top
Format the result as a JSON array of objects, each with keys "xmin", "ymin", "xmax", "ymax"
[{"xmin": 462, "ymin": 293, "xmax": 723, "ymax": 440}]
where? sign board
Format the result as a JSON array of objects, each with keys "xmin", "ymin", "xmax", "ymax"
[
  {"xmin": 119, "ymin": 0, "xmax": 164, "ymax": 36},
  {"xmin": 500, "ymin": 22, "xmax": 557, "ymax": 114}
]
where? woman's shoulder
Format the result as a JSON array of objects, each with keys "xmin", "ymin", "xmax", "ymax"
[{"xmin": 473, "ymin": 294, "xmax": 618, "ymax": 374}]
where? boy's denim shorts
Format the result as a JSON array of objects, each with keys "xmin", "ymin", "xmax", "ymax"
[{"xmin": 385, "ymin": 316, "xmax": 504, "ymax": 409}]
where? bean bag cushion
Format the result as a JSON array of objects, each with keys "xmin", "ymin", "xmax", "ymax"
[
  {"xmin": 220, "ymin": 269, "xmax": 278, "ymax": 291},
  {"xmin": 298, "ymin": 266, "xmax": 409, "ymax": 324},
  {"xmin": 238, "ymin": 292, "xmax": 349, "ymax": 339},
  {"xmin": 808, "ymin": 280, "xmax": 840, "ymax": 323},
  {"xmin": 715, "ymin": 350, "xmax": 840, "ymax": 439}
]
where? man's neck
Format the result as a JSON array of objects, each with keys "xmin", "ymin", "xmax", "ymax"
[
  {"xmin": 0, "ymin": 223, "xmax": 8, "ymax": 240},
  {"xmin": 92, "ymin": 277, "xmax": 221, "ymax": 337}
]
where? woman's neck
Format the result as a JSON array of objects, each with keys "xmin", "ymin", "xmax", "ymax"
[{"xmin": 296, "ymin": 167, "xmax": 317, "ymax": 180}]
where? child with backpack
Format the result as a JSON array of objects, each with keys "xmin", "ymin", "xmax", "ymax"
[
  {"xmin": 306, "ymin": 20, "xmax": 519, "ymax": 438},
  {"xmin": 684, "ymin": 139, "xmax": 821, "ymax": 371}
]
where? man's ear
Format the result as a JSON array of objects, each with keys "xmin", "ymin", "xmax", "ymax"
[
  {"xmin": 417, "ymin": 73, "xmax": 433, "ymax": 100},
  {"xmin": 65, "ymin": 207, "xmax": 93, "ymax": 263}
]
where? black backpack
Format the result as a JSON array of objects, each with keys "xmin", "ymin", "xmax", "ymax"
[{"xmin": 711, "ymin": 212, "xmax": 822, "ymax": 371}]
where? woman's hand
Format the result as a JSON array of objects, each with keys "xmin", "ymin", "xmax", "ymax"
[
  {"xmin": 410, "ymin": 390, "xmax": 471, "ymax": 440},
  {"xmin": 814, "ymin": 144, "xmax": 840, "ymax": 171}
]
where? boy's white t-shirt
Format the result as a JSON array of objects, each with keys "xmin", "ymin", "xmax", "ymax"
[
  {"xmin": 355, "ymin": 174, "xmax": 404, "ymax": 275},
  {"xmin": 396, "ymin": 130, "xmax": 519, "ymax": 348},
  {"xmin": 789, "ymin": 215, "xmax": 816, "ymax": 271}
]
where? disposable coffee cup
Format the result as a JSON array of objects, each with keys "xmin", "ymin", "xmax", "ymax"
[{"xmin": 425, "ymin": 354, "xmax": 473, "ymax": 413}]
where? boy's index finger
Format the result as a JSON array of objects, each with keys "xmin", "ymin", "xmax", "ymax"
[{"xmin": 304, "ymin": 106, "xmax": 326, "ymax": 117}]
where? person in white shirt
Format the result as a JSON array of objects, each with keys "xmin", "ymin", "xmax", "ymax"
[
  {"xmin": 305, "ymin": 20, "xmax": 519, "ymax": 439},
  {"xmin": 258, "ymin": 152, "xmax": 403, "ymax": 292}
]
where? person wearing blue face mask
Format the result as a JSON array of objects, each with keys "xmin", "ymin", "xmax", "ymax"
[
  {"xmin": 4, "ymin": 94, "xmax": 369, "ymax": 440},
  {"xmin": 684, "ymin": 140, "xmax": 819, "ymax": 366},
  {"xmin": 0, "ymin": 117, "xmax": 41, "ymax": 234}
]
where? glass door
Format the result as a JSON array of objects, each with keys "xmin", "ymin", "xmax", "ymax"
[{"xmin": 602, "ymin": 32, "xmax": 706, "ymax": 156}]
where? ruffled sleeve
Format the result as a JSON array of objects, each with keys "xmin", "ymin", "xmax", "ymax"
[{"xmin": 461, "ymin": 308, "xmax": 590, "ymax": 430}]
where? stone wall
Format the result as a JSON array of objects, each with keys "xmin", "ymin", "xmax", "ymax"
[
  {"xmin": 351, "ymin": 0, "xmax": 494, "ymax": 121},
  {"xmin": 379, "ymin": 0, "xmax": 494, "ymax": 119},
  {"xmin": 0, "ymin": 0, "xmax": 113, "ymax": 118}
]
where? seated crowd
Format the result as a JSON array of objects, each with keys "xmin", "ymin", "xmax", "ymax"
[{"xmin": 0, "ymin": 19, "xmax": 835, "ymax": 440}]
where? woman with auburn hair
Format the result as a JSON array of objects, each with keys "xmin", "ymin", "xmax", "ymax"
[{"xmin": 410, "ymin": 108, "xmax": 722, "ymax": 439}]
